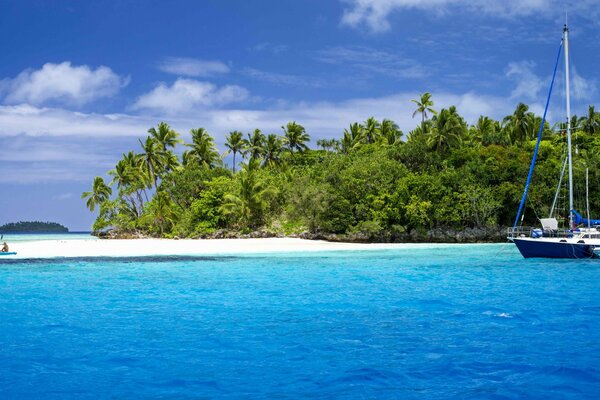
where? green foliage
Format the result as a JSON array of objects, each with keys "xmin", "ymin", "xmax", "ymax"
[{"xmin": 84, "ymin": 98, "xmax": 600, "ymax": 240}]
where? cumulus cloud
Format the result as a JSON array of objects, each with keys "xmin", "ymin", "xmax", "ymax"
[
  {"xmin": 0, "ymin": 62, "xmax": 128, "ymax": 106},
  {"xmin": 340, "ymin": 0, "xmax": 579, "ymax": 33},
  {"xmin": 132, "ymin": 78, "xmax": 249, "ymax": 114},
  {"xmin": 157, "ymin": 57, "xmax": 230, "ymax": 77}
]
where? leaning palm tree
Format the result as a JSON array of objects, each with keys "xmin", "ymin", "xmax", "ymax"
[
  {"xmin": 82, "ymin": 177, "xmax": 112, "ymax": 212},
  {"xmin": 282, "ymin": 121, "xmax": 310, "ymax": 156},
  {"xmin": 108, "ymin": 158, "xmax": 142, "ymax": 217},
  {"xmin": 185, "ymin": 128, "xmax": 220, "ymax": 168},
  {"xmin": 137, "ymin": 136, "xmax": 164, "ymax": 189},
  {"xmin": 412, "ymin": 92, "xmax": 437, "ymax": 132},
  {"xmin": 224, "ymin": 130, "xmax": 247, "ymax": 173},
  {"xmin": 148, "ymin": 122, "xmax": 181, "ymax": 151}
]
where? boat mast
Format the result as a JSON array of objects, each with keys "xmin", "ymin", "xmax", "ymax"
[{"xmin": 564, "ymin": 24, "xmax": 574, "ymax": 229}]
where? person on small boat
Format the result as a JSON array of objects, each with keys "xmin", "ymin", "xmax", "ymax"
[{"xmin": 1, "ymin": 242, "xmax": 8, "ymax": 252}]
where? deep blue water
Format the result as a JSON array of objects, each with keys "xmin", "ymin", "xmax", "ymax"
[{"xmin": 1, "ymin": 244, "xmax": 600, "ymax": 399}]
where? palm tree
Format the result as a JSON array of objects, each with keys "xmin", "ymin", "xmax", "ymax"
[
  {"xmin": 108, "ymin": 157, "xmax": 142, "ymax": 217},
  {"xmin": 263, "ymin": 134, "xmax": 283, "ymax": 167},
  {"xmin": 220, "ymin": 161, "xmax": 275, "ymax": 228},
  {"xmin": 148, "ymin": 122, "xmax": 181, "ymax": 151},
  {"xmin": 224, "ymin": 130, "xmax": 247, "ymax": 173},
  {"xmin": 412, "ymin": 92, "xmax": 437, "ymax": 132},
  {"xmin": 502, "ymin": 103, "xmax": 531, "ymax": 144},
  {"xmin": 137, "ymin": 136, "xmax": 164, "ymax": 189},
  {"xmin": 361, "ymin": 117, "xmax": 381, "ymax": 144},
  {"xmin": 185, "ymin": 128, "xmax": 220, "ymax": 168},
  {"xmin": 341, "ymin": 122, "xmax": 363, "ymax": 153},
  {"xmin": 316, "ymin": 138, "xmax": 338, "ymax": 152},
  {"xmin": 380, "ymin": 118, "xmax": 401, "ymax": 145},
  {"xmin": 148, "ymin": 191, "xmax": 177, "ymax": 235},
  {"xmin": 583, "ymin": 105, "xmax": 599, "ymax": 135},
  {"xmin": 427, "ymin": 106, "xmax": 465, "ymax": 153},
  {"xmin": 282, "ymin": 121, "xmax": 310, "ymax": 156},
  {"xmin": 470, "ymin": 116, "xmax": 497, "ymax": 146},
  {"xmin": 82, "ymin": 177, "xmax": 112, "ymax": 212},
  {"xmin": 162, "ymin": 150, "xmax": 181, "ymax": 174},
  {"xmin": 246, "ymin": 129, "xmax": 266, "ymax": 160}
]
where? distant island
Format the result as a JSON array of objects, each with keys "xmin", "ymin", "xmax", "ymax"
[{"xmin": 0, "ymin": 221, "xmax": 69, "ymax": 233}]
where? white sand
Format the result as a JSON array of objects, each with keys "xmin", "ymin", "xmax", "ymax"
[{"xmin": 2, "ymin": 238, "xmax": 436, "ymax": 259}]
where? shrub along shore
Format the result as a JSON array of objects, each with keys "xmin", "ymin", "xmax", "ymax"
[{"xmin": 83, "ymin": 94, "xmax": 600, "ymax": 242}]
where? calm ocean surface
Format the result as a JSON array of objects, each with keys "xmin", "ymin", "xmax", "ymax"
[
  {"xmin": 2, "ymin": 232, "xmax": 95, "ymax": 242},
  {"xmin": 1, "ymin": 244, "xmax": 600, "ymax": 399}
]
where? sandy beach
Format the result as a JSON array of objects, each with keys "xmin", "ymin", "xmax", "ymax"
[{"xmin": 0, "ymin": 238, "xmax": 444, "ymax": 259}]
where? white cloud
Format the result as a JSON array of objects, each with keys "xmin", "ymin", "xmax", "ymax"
[
  {"xmin": 0, "ymin": 88, "xmax": 559, "ymax": 184},
  {"xmin": 506, "ymin": 61, "xmax": 544, "ymax": 101},
  {"xmin": 506, "ymin": 60, "xmax": 596, "ymax": 102},
  {"xmin": 339, "ymin": 0, "xmax": 582, "ymax": 33},
  {"xmin": 1, "ymin": 62, "xmax": 128, "ymax": 106},
  {"xmin": 132, "ymin": 78, "xmax": 249, "ymax": 115},
  {"xmin": 243, "ymin": 68, "xmax": 323, "ymax": 87},
  {"xmin": 0, "ymin": 92, "xmax": 520, "ymax": 141},
  {"xmin": 157, "ymin": 57, "xmax": 230, "ymax": 77},
  {"xmin": 316, "ymin": 46, "xmax": 428, "ymax": 78},
  {"xmin": 0, "ymin": 104, "xmax": 151, "ymax": 137},
  {"xmin": 249, "ymin": 42, "xmax": 289, "ymax": 54},
  {"xmin": 52, "ymin": 193, "xmax": 73, "ymax": 200},
  {"xmin": 571, "ymin": 66, "xmax": 597, "ymax": 101}
]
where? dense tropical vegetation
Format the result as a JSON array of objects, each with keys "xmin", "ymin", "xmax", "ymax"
[{"xmin": 83, "ymin": 94, "xmax": 600, "ymax": 241}]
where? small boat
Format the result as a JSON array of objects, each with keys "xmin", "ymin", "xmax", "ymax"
[
  {"xmin": 508, "ymin": 24, "xmax": 600, "ymax": 259},
  {"xmin": 0, "ymin": 252, "xmax": 17, "ymax": 256}
]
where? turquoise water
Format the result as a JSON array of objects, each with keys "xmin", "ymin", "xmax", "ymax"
[
  {"xmin": 1, "ymin": 244, "xmax": 600, "ymax": 398},
  {"xmin": 2, "ymin": 232, "xmax": 95, "ymax": 242}
]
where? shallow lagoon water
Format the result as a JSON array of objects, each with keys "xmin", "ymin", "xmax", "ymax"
[
  {"xmin": 2, "ymin": 232, "xmax": 95, "ymax": 243},
  {"xmin": 1, "ymin": 244, "xmax": 600, "ymax": 398}
]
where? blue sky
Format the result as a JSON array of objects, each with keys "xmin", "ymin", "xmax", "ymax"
[{"xmin": 1, "ymin": 0, "xmax": 600, "ymax": 230}]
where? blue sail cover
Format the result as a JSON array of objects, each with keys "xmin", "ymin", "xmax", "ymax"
[{"xmin": 571, "ymin": 210, "xmax": 600, "ymax": 226}]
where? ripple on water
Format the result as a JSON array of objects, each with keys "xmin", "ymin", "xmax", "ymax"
[{"xmin": 0, "ymin": 245, "xmax": 600, "ymax": 398}]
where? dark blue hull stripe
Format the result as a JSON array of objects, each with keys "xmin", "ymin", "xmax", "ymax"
[{"xmin": 512, "ymin": 239, "xmax": 597, "ymax": 259}]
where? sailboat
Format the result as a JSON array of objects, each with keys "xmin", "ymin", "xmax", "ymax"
[{"xmin": 508, "ymin": 24, "xmax": 600, "ymax": 259}]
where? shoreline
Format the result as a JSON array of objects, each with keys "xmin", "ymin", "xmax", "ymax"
[{"xmin": 1, "ymin": 238, "xmax": 507, "ymax": 260}]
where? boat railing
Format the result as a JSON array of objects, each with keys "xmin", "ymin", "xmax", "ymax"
[{"xmin": 507, "ymin": 226, "xmax": 574, "ymax": 239}]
